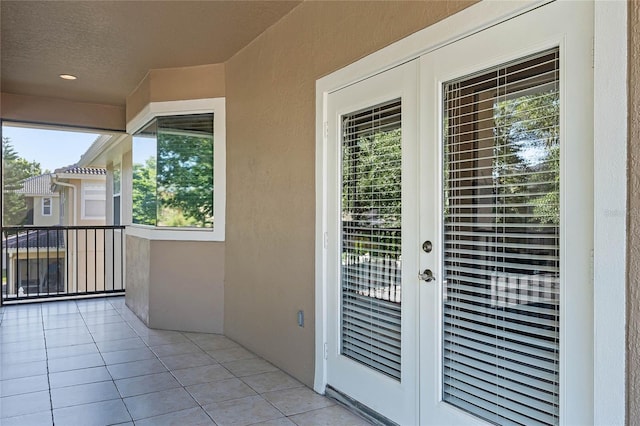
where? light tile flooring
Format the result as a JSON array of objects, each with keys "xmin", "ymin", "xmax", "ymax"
[{"xmin": 0, "ymin": 297, "xmax": 370, "ymax": 426}]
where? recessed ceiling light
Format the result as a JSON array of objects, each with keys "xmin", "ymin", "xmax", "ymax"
[{"xmin": 59, "ymin": 74, "xmax": 77, "ymax": 80}]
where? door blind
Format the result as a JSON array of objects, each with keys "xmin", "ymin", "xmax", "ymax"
[
  {"xmin": 341, "ymin": 99, "xmax": 402, "ymax": 381},
  {"xmin": 442, "ymin": 49, "xmax": 560, "ymax": 425}
]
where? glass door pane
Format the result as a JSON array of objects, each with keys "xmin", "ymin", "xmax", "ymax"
[
  {"xmin": 442, "ymin": 49, "xmax": 561, "ymax": 425},
  {"xmin": 341, "ymin": 99, "xmax": 403, "ymax": 380}
]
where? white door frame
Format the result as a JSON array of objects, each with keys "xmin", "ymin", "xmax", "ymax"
[{"xmin": 315, "ymin": 0, "xmax": 627, "ymax": 424}]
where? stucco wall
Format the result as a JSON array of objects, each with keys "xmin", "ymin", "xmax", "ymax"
[
  {"xmin": 1, "ymin": 92, "xmax": 125, "ymax": 131},
  {"xmin": 125, "ymin": 235, "xmax": 150, "ymax": 324},
  {"xmin": 33, "ymin": 195, "xmax": 60, "ymax": 226},
  {"xmin": 148, "ymin": 241, "xmax": 225, "ymax": 333},
  {"xmin": 224, "ymin": 0, "xmax": 475, "ymax": 386},
  {"xmin": 124, "ymin": 237, "xmax": 225, "ymax": 333},
  {"xmin": 126, "ymin": 63, "xmax": 225, "ymax": 122},
  {"xmin": 628, "ymin": 1, "xmax": 640, "ymax": 423}
]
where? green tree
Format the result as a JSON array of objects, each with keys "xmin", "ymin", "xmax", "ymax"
[
  {"xmin": 156, "ymin": 133, "xmax": 213, "ymax": 227},
  {"xmin": 493, "ymin": 89, "xmax": 560, "ymax": 226},
  {"xmin": 2, "ymin": 138, "xmax": 42, "ymax": 225},
  {"xmin": 132, "ymin": 157, "xmax": 157, "ymax": 226},
  {"xmin": 342, "ymin": 128, "xmax": 401, "ymax": 227}
]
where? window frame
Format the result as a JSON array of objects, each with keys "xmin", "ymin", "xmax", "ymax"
[
  {"xmin": 42, "ymin": 197, "xmax": 52, "ymax": 217},
  {"xmin": 126, "ymin": 98, "xmax": 226, "ymax": 241},
  {"xmin": 81, "ymin": 181, "xmax": 107, "ymax": 220},
  {"xmin": 113, "ymin": 162, "xmax": 121, "ymax": 226}
]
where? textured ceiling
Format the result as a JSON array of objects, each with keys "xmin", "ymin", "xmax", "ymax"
[{"xmin": 1, "ymin": 1, "xmax": 301, "ymax": 106}]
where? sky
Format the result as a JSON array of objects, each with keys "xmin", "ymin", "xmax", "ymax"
[{"xmin": 2, "ymin": 125, "xmax": 101, "ymax": 173}]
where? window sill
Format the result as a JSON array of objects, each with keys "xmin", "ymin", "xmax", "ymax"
[{"xmin": 126, "ymin": 224, "xmax": 224, "ymax": 242}]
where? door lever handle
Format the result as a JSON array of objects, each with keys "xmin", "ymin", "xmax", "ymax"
[{"xmin": 419, "ymin": 269, "xmax": 435, "ymax": 282}]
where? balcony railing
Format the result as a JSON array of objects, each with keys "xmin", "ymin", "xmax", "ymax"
[{"xmin": 1, "ymin": 225, "xmax": 125, "ymax": 303}]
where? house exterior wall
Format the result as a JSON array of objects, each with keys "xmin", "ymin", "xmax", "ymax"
[
  {"xmin": 55, "ymin": 177, "xmax": 108, "ymax": 293},
  {"xmin": 75, "ymin": 178, "xmax": 106, "ymax": 226},
  {"xmin": 32, "ymin": 195, "xmax": 59, "ymax": 226},
  {"xmin": 224, "ymin": 0, "xmax": 475, "ymax": 386},
  {"xmin": 628, "ymin": 1, "xmax": 640, "ymax": 423},
  {"xmin": 148, "ymin": 240, "xmax": 224, "ymax": 333}
]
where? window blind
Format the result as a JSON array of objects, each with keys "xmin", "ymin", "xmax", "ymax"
[
  {"xmin": 442, "ymin": 49, "xmax": 560, "ymax": 425},
  {"xmin": 341, "ymin": 99, "xmax": 402, "ymax": 381}
]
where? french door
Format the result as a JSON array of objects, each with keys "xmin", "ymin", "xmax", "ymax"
[
  {"xmin": 324, "ymin": 1, "xmax": 593, "ymax": 425},
  {"xmin": 325, "ymin": 61, "xmax": 419, "ymax": 425}
]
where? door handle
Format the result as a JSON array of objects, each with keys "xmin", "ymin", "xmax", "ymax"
[{"xmin": 419, "ymin": 269, "xmax": 435, "ymax": 282}]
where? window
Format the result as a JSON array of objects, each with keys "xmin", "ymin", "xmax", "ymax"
[
  {"xmin": 82, "ymin": 182, "xmax": 106, "ymax": 219},
  {"xmin": 127, "ymin": 98, "xmax": 225, "ymax": 241},
  {"xmin": 42, "ymin": 197, "xmax": 52, "ymax": 216},
  {"xmin": 132, "ymin": 113, "xmax": 214, "ymax": 229},
  {"xmin": 341, "ymin": 99, "xmax": 403, "ymax": 381}
]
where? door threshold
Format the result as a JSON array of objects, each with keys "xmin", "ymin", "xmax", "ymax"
[{"xmin": 325, "ymin": 385, "xmax": 399, "ymax": 426}]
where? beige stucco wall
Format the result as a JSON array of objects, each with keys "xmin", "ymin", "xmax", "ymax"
[
  {"xmin": 126, "ymin": 63, "xmax": 225, "ymax": 122},
  {"xmin": 628, "ymin": 1, "xmax": 640, "ymax": 423},
  {"xmin": 1, "ymin": 92, "xmax": 125, "ymax": 131},
  {"xmin": 33, "ymin": 195, "xmax": 60, "ymax": 226},
  {"xmin": 126, "ymin": 235, "xmax": 151, "ymax": 324},
  {"xmin": 76, "ymin": 178, "xmax": 107, "ymax": 226},
  {"xmin": 124, "ymin": 236, "xmax": 225, "ymax": 333},
  {"xmin": 148, "ymin": 241, "xmax": 225, "ymax": 333},
  {"xmin": 224, "ymin": 0, "xmax": 475, "ymax": 386}
]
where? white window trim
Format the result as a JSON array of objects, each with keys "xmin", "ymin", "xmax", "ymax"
[
  {"xmin": 112, "ymin": 161, "xmax": 121, "ymax": 197},
  {"xmin": 126, "ymin": 98, "xmax": 226, "ymax": 242},
  {"xmin": 42, "ymin": 197, "xmax": 52, "ymax": 216},
  {"xmin": 314, "ymin": 1, "xmax": 626, "ymax": 424},
  {"xmin": 112, "ymin": 161, "xmax": 121, "ymax": 226},
  {"xmin": 81, "ymin": 181, "xmax": 106, "ymax": 220}
]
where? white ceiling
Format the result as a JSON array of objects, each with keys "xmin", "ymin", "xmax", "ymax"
[{"xmin": 1, "ymin": 1, "xmax": 301, "ymax": 106}]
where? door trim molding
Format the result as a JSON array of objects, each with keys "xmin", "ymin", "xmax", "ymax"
[
  {"xmin": 314, "ymin": 1, "xmax": 627, "ymax": 423},
  {"xmin": 593, "ymin": 2, "xmax": 627, "ymax": 424}
]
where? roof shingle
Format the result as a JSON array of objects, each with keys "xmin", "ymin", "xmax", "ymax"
[
  {"xmin": 14, "ymin": 174, "xmax": 55, "ymax": 195},
  {"xmin": 55, "ymin": 166, "xmax": 106, "ymax": 175}
]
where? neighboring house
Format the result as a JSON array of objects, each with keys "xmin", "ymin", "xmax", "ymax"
[
  {"xmin": 13, "ymin": 173, "xmax": 59, "ymax": 226},
  {"xmin": 50, "ymin": 165, "xmax": 109, "ymax": 294},
  {"xmin": 3, "ymin": 228, "xmax": 65, "ymax": 296},
  {"xmin": 51, "ymin": 165, "xmax": 107, "ymax": 227},
  {"xmin": 3, "ymin": 165, "xmax": 108, "ymax": 297},
  {"xmin": 4, "ymin": 173, "xmax": 62, "ymax": 296}
]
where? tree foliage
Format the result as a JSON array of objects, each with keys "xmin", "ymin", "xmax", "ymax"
[
  {"xmin": 342, "ymin": 128, "xmax": 401, "ymax": 256},
  {"xmin": 132, "ymin": 157, "xmax": 157, "ymax": 226},
  {"xmin": 493, "ymin": 89, "xmax": 559, "ymax": 225},
  {"xmin": 2, "ymin": 137, "xmax": 42, "ymax": 225},
  {"xmin": 342, "ymin": 128, "xmax": 401, "ymax": 228},
  {"xmin": 132, "ymin": 132, "xmax": 214, "ymax": 228},
  {"xmin": 157, "ymin": 133, "xmax": 213, "ymax": 227}
]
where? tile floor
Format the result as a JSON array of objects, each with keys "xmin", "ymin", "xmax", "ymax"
[{"xmin": 0, "ymin": 297, "xmax": 370, "ymax": 426}]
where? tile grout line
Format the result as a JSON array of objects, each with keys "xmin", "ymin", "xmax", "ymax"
[{"xmin": 41, "ymin": 303, "xmax": 55, "ymax": 426}]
